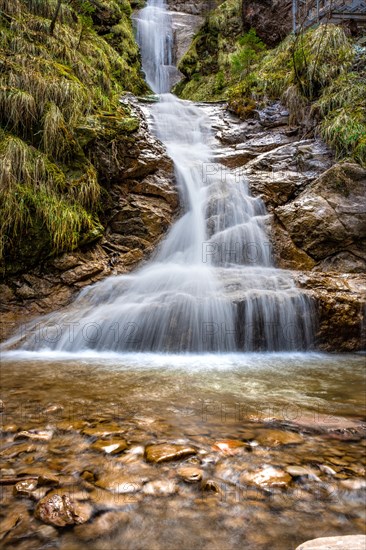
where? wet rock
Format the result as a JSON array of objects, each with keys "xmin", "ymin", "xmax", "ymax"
[
  {"xmin": 242, "ymin": 0, "xmax": 292, "ymax": 47},
  {"xmin": 0, "ymin": 443, "xmax": 36, "ymax": 458},
  {"xmin": 212, "ymin": 439, "xmax": 248, "ymax": 455},
  {"xmin": 82, "ymin": 423, "xmax": 125, "ymax": 437},
  {"xmin": 142, "ymin": 480, "xmax": 178, "ymax": 496},
  {"xmin": 276, "ymin": 163, "xmax": 366, "ymax": 268},
  {"xmin": 243, "ymin": 466, "xmax": 292, "ymax": 487},
  {"xmin": 285, "ymin": 466, "xmax": 318, "ymax": 478},
  {"xmin": 35, "ymin": 494, "xmax": 91, "ymax": 527},
  {"xmin": 74, "ymin": 511, "xmax": 129, "ymax": 540},
  {"xmin": 0, "ymin": 400, "xmax": 4, "ymax": 412},
  {"xmin": 255, "ymin": 430, "xmax": 304, "ymax": 447},
  {"xmin": 201, "ymin": 479, "xmax": 221, "ymax": 494},
  {"xmin": 91, "ymin": 438, "xmax": 128, "ymax": 455},
  {"xmin": 14, "ymin": 429, "xmax": 53, "ymax": 442},
  {"xmin": 95, "ymin": 473, "xmax": 143, "ymax": 493},
  {"xmin": 13, "ymin": 479, "xmax": 38, "ymax": 497},
  {"xmin": 61, "ymin": 262, "xmax": 105, "ymax": 285},
  {"xmin": 145, "ymin": 444, "xmax": 197, "ymax": 463},
  {"xmin": 42, "ymin": 403, "xmax": 64, "ymax": 415},
  {"xmin": 295, "ymin": 535, "xmax": 366, "ymax": 549},
  {"xmin": 177, "ymin": 466, "xmax": 203, "ymax": 483}
]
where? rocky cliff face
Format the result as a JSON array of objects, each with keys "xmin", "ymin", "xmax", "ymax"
[
  {"xmin": 241, "ymin": 0, "xmax": 292, "ymax": 46},
  {"xmin": 206, "ymin": 100, "xmax": 366, "ymax": 351},
  {"xmin": 0, "ymin": 98, "xmax": 178, "ymax": 341}
]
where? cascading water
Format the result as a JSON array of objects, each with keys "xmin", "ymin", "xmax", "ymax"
[{"xmin": 3, "ymin": 0, "xmax": 314, "ymax": 353}]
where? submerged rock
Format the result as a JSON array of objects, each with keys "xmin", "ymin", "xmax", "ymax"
[
  {"xmin": 91, "ymin": 438, "xmax": 128, "ymax": 455},
  {"xmin": 243, "ymin": 466, "xmax": 292, "ymax": 487},
  {"xmin": 177, "ymin": 466, "xmax": 203, "ymax": 483},
  {"xmin": 145, "ymin": 444, "xmax": 197, "ymax": 463},
  {"xmin": 35, "ymin": 494, "xmax": 91, "ymax": 527},
  {"xmin": 255, "ymin": 430, "xmax": 304, "ymax": 447}
]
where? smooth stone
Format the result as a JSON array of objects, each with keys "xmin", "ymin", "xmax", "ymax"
[
  {"xmin": 74, "ymin": 511, "xmax": 130, "ymax": 540},
  {"xmin": 319, "ymin": 464, "xmax": 337, "ymax": 475},
  {"xmin": 82, "ymin": 423, "xmax": 125, "ymax": 437},
  {"xmin": 201, "ymin": 479, "xmax": 221, "ymax": 494},
  {"xmin": 295, "ymin": 535, "xmax": 366, "ymax": 549},
  {"xmin": 212, "ymin": 439, "xmax": 248, "ymax": 455},
  {"xmin": 35, "ymin": 494, "xmax": 91, "ymax": 527},
  {"xmin": 57, "ymin": 420, "xmax": 86, "ymax": 431},
  {"xmin": 243, "ymin": 466, "xmax": 292, "ymax": 487},
  {"xmin": 142, "ymin": 480, "xmax": 178, "ymax": 496},
  {"xmin": 0, "ymin": 443, "xmax": 36, "ymax": 457},
  {"xmin": 14, "ymin": 430, "xmax": 53, "ymax": 442},
  {"xmin": 13, "ymin": 479, "xmax": 38, "ymax": 497},
  {"xmin": 145, "ymin": 444, "xmax": 197, "ymax": 463},
  {"xmin": 177, "ymin": 466, "xmax": 203, "ymax": 483},
  {"xmin": 255, "ymin": 429, "xmax": 304, "ymax": 447},
  {"xmin": 95, "ymin": 473, "xmax": 143, "ymax": 493},
  {"xmin": 91, "ymin": 438, "xmax": 128, "ymax": 454},
  {"xmin": 285, "ymin": 466, "xmax": 318, "ymax": 478},
  {"xmin": 0, "ymin": 400, "xmax": 4, "ymax": 412},
  {"xmin": 42, "ymin": 404, "xmax": 64, "ymax": 415}
]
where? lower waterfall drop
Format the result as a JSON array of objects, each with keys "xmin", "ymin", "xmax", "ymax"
[{"xmin": 3, "ymin": 0, "xmax": 314, "ymax": 353}]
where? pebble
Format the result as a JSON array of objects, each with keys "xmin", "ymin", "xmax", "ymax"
[
  {"xmin": 177, "ymin": 466, "xmax": 203, "ymax": 483},
  {"xmin": 145, "ymin": 444, "xmax": 197, "ymax": 463},
  {"xmin": 255, "ymin": 429, "xmax": 304, "ymax": 447},
  {"xmin": 91, "ymin": 438, "xmax": 128, "ymax": 454},
  {"xmin": 0, "ymin": 443, "xmax": 36, "ymax": 458},
  {"xmin": 82, "ymin": 423, "xmax": 125, "ymax": 437},
  {"xmin": 243, "ymin": 466, "xmax": 292, "ymax": 487},
  {"xmin": 14, "ymin": 430, "xmax": 53, "ymax": 442},
  {"xmin": 13, "ymin": 479, "xmax": 38, "ymax": 497},
  {"xmin": 212, "ymin": 439, "xmax": 248, "ymax": 455},
  {"xmin": 95, "ymin": 473, "xmax": 143, "ymax": 493}
]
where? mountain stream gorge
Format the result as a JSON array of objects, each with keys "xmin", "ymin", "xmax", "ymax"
[{"xmin": 0, "ymin": 1, "xmax": 365, "ymax": 549}]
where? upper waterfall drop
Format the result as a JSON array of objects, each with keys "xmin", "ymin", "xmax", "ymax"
[
  {"xmin": 135, "ymin": 0, "xmax": 175, "ymax": 93},
  {"xmin": 2, "ymin": 0, "xmax": 314, "ymax": 353}
]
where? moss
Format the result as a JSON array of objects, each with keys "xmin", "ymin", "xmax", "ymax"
[
  {"xmin": 0, "ymin": 0, "xmax": 148, "ymax": 270},
  {"xmin": 178, "ymin": 12, "xmax": 365, "ymax": 165}
]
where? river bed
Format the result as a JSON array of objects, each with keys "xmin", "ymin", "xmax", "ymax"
[{"xmin": 1, "ymin": 353, "xmax": 365, "ymax": 549}]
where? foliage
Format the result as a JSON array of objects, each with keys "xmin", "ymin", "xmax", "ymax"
[{"xmin": 0, "ymin": 0, "xmax": 147, "ymax": 268}]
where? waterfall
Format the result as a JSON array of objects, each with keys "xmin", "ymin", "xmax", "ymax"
[{"xmin": 3, "ymin": 0, "xmax": 314, "ymax": 353}]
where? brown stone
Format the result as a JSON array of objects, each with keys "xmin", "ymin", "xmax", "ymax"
[
  {"xmin": 74, "ymin": 511, "xmax": 130, "ymax": 540},
  {"xmin": 35, "ymin": 494, "xmax": 91, "ymax": 527},
  {"xmin": 255, "ymin": 429, "xmax": 304, "ymax": 447},
  {"xmin": 243, "ymin": 466, "xmax": 292, "ymax": 487},
  {"xmin": 177, "ymin": 466, "xmax": 203, "ymax": 483},
  {"xmin": 91, "ymin": 438, "xmax": 128, "ymax": 455},
  {"xmin": 145, "ymin": 444, "xmax": 197, "ymax": 463}
]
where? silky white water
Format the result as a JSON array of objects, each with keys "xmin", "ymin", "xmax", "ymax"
[{"xmin": 2, "ymin": 0, "xmax": 314, "ymax": 353}]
